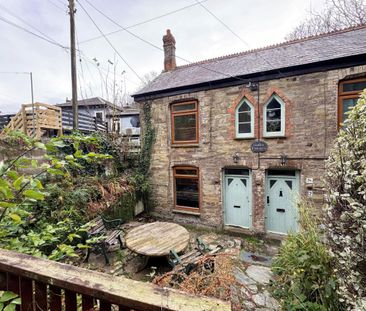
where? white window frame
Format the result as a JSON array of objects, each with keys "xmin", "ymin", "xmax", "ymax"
[
  {"xmin": 235, "ymin": 98, "xmax": 254, "ymax": 139},
  {"xmin": 263, "ymin": 94, "xmax": 285, "ymax": 137},
  {"xmin": 94, "ymin": 110, "xmax": 104, "ymax": 121},
  {"xmin": 112, "ymin": 117, "xmax": 121, "ymax": 133}
]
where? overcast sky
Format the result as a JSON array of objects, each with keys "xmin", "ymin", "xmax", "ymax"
[{"xmin": 0, "ymin": 0, "xmax": 326, "ymax": 114}]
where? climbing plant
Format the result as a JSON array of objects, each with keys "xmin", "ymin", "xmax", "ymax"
[
  {"xmin": 130, "ymin": 102, "xmax": 155, "ymax": 212},
  {"xmin": 139, "ymin": 102, "xmax": 155, "ymax": 176}
]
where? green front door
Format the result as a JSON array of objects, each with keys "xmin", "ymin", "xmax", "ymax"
[
  {"xmin": 265, "ymin": 171, "xmax": 299, "ymax": 234},
  {"xmin": 224, "ymin": 170, "xmax": 252, "ymax": 228}
]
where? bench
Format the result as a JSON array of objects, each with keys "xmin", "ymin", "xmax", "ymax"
[
  {"xmin": 168, "ymin": 238, "xmax": 223, "ymax": 274},
  {"xmin": 84, "ymin": 215, "xmax": 124, "ymax": 265}
]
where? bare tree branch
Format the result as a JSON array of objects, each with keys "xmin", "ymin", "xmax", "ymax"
[{"xmin": 286, "ymin": 0, "xmax": 366, "ymax": 40}]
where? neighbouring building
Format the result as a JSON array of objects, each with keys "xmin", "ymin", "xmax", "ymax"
[
  {"xmin": 112, "ymin": 108, "xmax": 141, "ymax": 149},
  {"xmin": 133, "ymin": 26, "xmax": 366, "ymax": 236},
  {"xmin": 57, "ymin": 97, "xmax": 140, "ymax": 136},
  {"xmin": 56, "ymin": 97, "xmax": 122, "ymax": 131}
]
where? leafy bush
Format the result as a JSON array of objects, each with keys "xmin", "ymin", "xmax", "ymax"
[
  {"xmin": 47, "ymin": 131, "xmax": 116, "ymax": 176},
  {"xmin": 0, "ymin": 291, "xmax": 20, "ymax": 311},
  {"xmin": 271, "ymin": 201, "xmax": 342, "ymax": 310},
  {"xmin": 39, "ymin": 178, "xmax": 99, "ymax": 224},
  {"xmin": 324, "ymin": 90, "xmax": 366, "ymax": 309},
  {"xmin": 0, "ymin": 131, "xmax": 111, "ymax": 260}
]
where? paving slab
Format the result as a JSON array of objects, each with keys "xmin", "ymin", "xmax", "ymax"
[
  {"xmin": 246, "ymin": 265, "xmax": 272, "ymax": 285},
  {"xmin": 234, "ymin": 267, "xmax": 256, "ymax": 286}
]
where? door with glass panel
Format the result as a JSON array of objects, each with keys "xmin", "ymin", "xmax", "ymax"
[
  {"xmin": 265, "ymin": 170, "xmax": 299, "ymax": 234},
  {"xmin": 224, "ymin": 169, "xmax": 252, "ymax": 228}
]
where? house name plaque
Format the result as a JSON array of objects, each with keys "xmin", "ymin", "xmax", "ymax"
[{"xmin": 250, "ymin": 140, "xmax": 268, "ymax": 153}]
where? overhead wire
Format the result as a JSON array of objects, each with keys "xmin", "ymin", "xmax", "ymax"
[
  {"xmin": 79, "ymin": 0, "xmax": 251, "ymax": 83},
  {"xmin": 0, "ymin": 3, "xmax": 136, "ymax": 101},
  {"xmin": 0, "ymin": 14, "xmax": 69, "ymax": 50},
  {"xmin": 0, "ymin": 3, "xmax": 69, "ymax": 52},
  {"xmin": 0, "ymin": 71, "xmax": 30, "ymax": 74},
  {"xmin": 79, "ymin": 0, "xmax": 210, "ymax": 44},
  {"xmin": 47, "ymin": 0, "xmax": 68, "ymax": 13},
  {"xmin": 0, "ymin": 3, "xmax": 141, "ymax": 106},
  {"xmin": 54, "ymin": 0, "xmax": 68, "ymax": 7},
  {"xmin": 76, "ymin": 0, "xmax": 144, "ymax": 83},
  {"xmin": 195, "ymin": 0, "xmax": 285, "ymax": 77},
  {"xmin": 76, "ymin": 29, "xmax": 89, "ymax": 100},
  {"xmin": 82, "ymin": 0, "xmax": 291, "ymax": 85}
]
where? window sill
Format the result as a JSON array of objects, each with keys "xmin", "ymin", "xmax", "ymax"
[
  {"xmin": 234, "ymin": 136, "xmax": 255, "ymax": 140},
  {"xmin": 263, "ymin": 135, "xmax": 286, "ymax": 139},
  {"xmin": 172, "ymin": 209, "xmax": 201, "ymax": 216},
  {"xmin": 171, "ymin": 143, "xmax": 200, "ymax": 148}
]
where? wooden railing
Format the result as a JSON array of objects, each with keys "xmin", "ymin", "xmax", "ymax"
[
  {"xmin": 62, "ymin": 110, "xmax": 108, "ymax": 133},
  {"xmin": 0, "ymin": 249, "xmax": 230, "ymax": 311},
  {"xmin": 1, "ymin": 103, "xmax": 62, "ymax": 139}
]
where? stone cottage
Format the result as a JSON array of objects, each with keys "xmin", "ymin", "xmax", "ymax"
[{"xmin": 133, "ymin": 26, "xmax": 366, "ymax": 236}]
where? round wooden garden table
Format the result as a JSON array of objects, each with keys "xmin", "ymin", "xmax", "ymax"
[{"xmin": 125, "ymin": 222, "xmax": 189, "ymax": 257}]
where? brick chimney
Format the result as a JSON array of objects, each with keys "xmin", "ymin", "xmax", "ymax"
[{"xmin": 163, "ymin": 29, "xmax": 176, "ymax": 71}]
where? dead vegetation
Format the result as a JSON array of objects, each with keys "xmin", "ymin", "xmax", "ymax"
[
  {"xmin": 87, "ymin": 177, "xmax": 134, "ymax": 216},
  {"xmin": 153, "ymin": 253, "xmax": 238, "ymax": 301}
]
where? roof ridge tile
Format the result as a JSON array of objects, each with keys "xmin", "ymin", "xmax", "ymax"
[{"xmin": 176, "ymin": 23, "xmax": 366, "ymax": 69}]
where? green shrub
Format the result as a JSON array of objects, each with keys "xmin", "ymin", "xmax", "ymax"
[
  {"xmin": 271, "ymin": 201, "xmax": 342, "ymax": 310},
  {"xmin": 0, "ymin": 131, "xmax": 111, "ymax": 260},
  {"xmin": 39, "ymin": 178, "xmax": 99, "ymax": 224},
  {"xmin": 104, "ymin": 191, "xmax": 136, "ymax": 222},
  {"xmin": 47, "ymin": 131, "xmax": 118, "ymax": 176},
  {"xmin": 324, "ymin": 90, "xmax": 366, "ymax": 309}
]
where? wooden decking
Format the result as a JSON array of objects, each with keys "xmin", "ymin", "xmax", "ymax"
[
  {"xmin": 0, "ymin": 248, "xmax": 230, "ymax": 310},
  {"xmin": 1, "ymin": 103, "xmax": 62, "ymax": 139},
  {"xmin": 125, "ymin": 222, "xmax": 190, "ymax": 257}
]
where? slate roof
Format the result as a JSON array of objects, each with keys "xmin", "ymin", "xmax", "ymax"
[
  {"xmin": 57, "ymin": 97, "xmax": 122, "ymax": 111},
  {"xmin": 134, "ymin": 25, "xmax": 366, "ymax": 97}
]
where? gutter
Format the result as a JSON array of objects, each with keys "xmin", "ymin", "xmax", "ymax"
[{"xmin": 133, "ymin": 54, "xmax": 366, "ymax": 101}]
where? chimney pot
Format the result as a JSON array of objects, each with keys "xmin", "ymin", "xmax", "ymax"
[{"xmin": 163, "ymin": 29, "xmax": 176, "ymax": 71}]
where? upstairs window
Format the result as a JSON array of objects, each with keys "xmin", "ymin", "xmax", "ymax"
[
  {"xmin": 236, "ymin": 98, "xmax": 254, "ymax": 138},
  {"xmin": 173, "ymin": 167, "xmax": 200, "ymax": 211},
  {"xmin": 171, "ymin": 101, "xmax": 198, "ymax": 144},
  {"xmin": 263, "ymin": 95, "xmax": 285, "ymax": 137},
  {"xmin": 339, "ymin": 78, "xmax": 366, "ymax": 127},
  {"xmin": 95, "ymin": 111, "xmax": 104, "ymax": 122}
]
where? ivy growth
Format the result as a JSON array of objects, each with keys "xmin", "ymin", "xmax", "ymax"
[{"xmin": 130, "ymin": 102, "xmax": 155, "ymax": 212}]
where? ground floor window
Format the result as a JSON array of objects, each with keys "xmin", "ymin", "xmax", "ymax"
[{"xmin": 173, "ymin": 166, "xmax": 199, "ymax": 211}]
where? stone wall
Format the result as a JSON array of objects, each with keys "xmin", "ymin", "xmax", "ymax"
[{"xmin": 139, "ymin": 65, "xmax": 366, "ymax": 233}]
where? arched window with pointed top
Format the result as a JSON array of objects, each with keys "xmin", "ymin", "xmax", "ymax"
[
  {"xmin": 263, "ymin": 94, "xmax": 285, "ymax": 137},
  {"xmin": 235, "ymin": 98, "xmax": 254, "ymax": 138}
]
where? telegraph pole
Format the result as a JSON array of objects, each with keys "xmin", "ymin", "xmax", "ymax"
[{"xmin": 68, "ymin": 0, "xmax": 78, "ymax": 129}]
